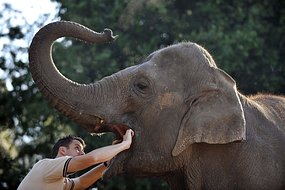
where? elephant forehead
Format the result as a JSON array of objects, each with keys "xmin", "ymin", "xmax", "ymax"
[{"xmin": 158, "ymin": 92, "xmax": 182, "ymax": 109}]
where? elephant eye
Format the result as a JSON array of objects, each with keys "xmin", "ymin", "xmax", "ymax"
[
  {"xmin": 135, "ymin": 82, "xmax": 148, "ymax": 91},
  {"xmin": 132, "ymin": 77, "xmax": 151, "ymax": 95}
]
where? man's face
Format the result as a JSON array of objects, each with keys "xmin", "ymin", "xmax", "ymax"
[{"xmin": 64, "ymin": 140, "xmax": 85, "ymax": 157}]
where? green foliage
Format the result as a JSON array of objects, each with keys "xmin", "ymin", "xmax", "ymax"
[
  {"xmin": 0, "ymin": 0, "xmax": 284, "ymax": 189},
  {"xmin": 0, "ymin": 2, "xmax": 74, "ymax": 189}
]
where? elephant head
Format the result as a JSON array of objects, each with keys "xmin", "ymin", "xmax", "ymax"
[{"xmin": 29, "ymin": 21, "xmax": 246, "ymax": 181}]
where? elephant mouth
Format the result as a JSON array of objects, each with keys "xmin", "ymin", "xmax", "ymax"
[{"xmin": 93, "ymin": 122, "xmax": 130, "ymax": 144}]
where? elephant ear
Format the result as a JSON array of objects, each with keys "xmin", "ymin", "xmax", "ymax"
[{"xmin": 172, "ymin": 68, "xmax": 246, "ymax": 156}]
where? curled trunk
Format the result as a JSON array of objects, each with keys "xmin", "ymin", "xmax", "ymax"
[{"xmin": 29, "ymin": 21, "xmax": 116, "ymax": 131}]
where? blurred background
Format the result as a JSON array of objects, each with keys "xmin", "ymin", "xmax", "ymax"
[{"xmin": 0, "ymin": 0, "xmax": 284, "ymax": 189}]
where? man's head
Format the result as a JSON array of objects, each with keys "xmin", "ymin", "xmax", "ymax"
[{"xmin": 52, "ymin": 135, "xmax": 86, "ymax": 158}]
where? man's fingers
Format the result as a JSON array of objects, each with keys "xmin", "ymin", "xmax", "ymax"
[
  {"xmin": 127, "ymin": 129, "xmax": 134, "ymax": 137},
  {"xmin": 130, "ymin": 130, "xmax": 134, "ymax": 137}
]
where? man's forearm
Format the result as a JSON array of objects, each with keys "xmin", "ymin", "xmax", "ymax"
[
  {"xmin": 68, "ymin": 129, "xmax": 133, "ymax": 173},
  {"xmin": 89, "ymin": 141, "xmax": 130, "ymax": 163},
  {"xmin": 73, "ymin": 163, "xmax": 107, "ymax": 189},
  {"xmin": 68, "ymin": 141, "xmax": 130, "ymax": 172}
]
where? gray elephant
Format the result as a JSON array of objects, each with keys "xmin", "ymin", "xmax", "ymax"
[{"xmin": 29, "ymin": 21, "xmax": 285, "ymax": 190}]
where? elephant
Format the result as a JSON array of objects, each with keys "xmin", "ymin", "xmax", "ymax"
[{"xmin": 29, "ymin": 21, "xmax": 285, "ymax": 190}]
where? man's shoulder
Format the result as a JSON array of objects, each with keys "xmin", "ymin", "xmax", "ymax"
[{"xmin": 35, "ymin": 156, "xmax": 72, "ymax": 167}]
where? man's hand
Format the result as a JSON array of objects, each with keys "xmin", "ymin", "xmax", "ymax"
[{"xmin": 122, "ymin": 129, "xmax": 134, "ymax": 149}]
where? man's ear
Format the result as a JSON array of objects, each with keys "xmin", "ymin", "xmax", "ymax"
[
  {"xmin": 58, "ymin": 146, "xmax": 67, "ymax": 156},
  {"xmin": 172, "ymin": 68, "xmax": 246, "ymax": 156}
]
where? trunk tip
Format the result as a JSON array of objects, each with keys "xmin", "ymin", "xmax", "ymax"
[{"xmin": 103, "ymin": 28, "xmax": 119, "ymax": 41}]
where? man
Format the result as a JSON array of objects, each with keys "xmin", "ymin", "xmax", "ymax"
[{"xmin": 18, "ymin": 129, "xmax": 134, "ymax": 190}]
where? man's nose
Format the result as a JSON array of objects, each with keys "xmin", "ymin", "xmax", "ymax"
[{"xmin": 80, "ymin": 150, "xmax": 85, "ymax": 155}]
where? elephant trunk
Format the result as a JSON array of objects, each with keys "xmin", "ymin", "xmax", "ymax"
[{"xmin": 29, "ymin": 21, "xmax": 116, "ymax": 131}]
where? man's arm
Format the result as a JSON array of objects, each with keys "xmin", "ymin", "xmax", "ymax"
[
  {"xmin": 72, "ymin": 163, "xmax": 107, "ymax": 190},
  {"xmin": 67, "ymin": 129, "xmax": 133, "ymax": 173}
]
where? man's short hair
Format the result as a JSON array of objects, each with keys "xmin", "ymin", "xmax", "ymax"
[{"xmin": 51, "ymin": 135, "xmax": 86, "ymax": 158}]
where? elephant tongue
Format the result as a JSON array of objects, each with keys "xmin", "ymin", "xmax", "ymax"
[{"xmin": 104, "ymin": 124, "xmax": 129, "ymax": 143}]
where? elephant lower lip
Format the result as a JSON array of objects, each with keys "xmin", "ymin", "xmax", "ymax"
[{"xmin": 103, "ymin": 152, "xmax": 128, "ymax": 179}]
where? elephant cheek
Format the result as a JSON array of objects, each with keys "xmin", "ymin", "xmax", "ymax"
[{"xmin": 158, "ymin": 92, "xmax": 180, "ymax": 109}]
